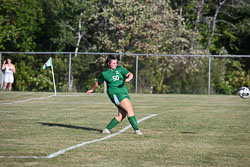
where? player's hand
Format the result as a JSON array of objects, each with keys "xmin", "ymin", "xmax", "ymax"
[
  {"xmin": 3, "ymin": 60, "xmax": 6, "ymax": 64},
  {"xmin": 86, "ymin": 89, "xmax": 93, "ymax": 95},
  {"xmin": 125, "ymin": 78, "xmax": 131, "ymax": 82},
  {"xmin": 125, "ymin": 72, "xmax": 133, "ymax": 82}
]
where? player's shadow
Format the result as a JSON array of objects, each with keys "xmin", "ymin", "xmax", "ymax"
[
  {"xmin": 37, "ymin": 122, "xmax": 102, "ymax": 133},
  {"xmin": 181, "ymin": 131, "xmax": 197, "ymax": 134}
]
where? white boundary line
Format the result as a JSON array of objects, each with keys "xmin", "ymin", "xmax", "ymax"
[
  {"xmin": 0, "ymin": 155, "xmax": 42, "ymax": 159},
  {"xmin": 0, "ymin": 94, "xmax": 100, "ymax": 105},
  {"xmin": 0, "ymin": 114, "xmax": 157, "ymax": 159},
  {"xmin": 1, "ymin": 95, "xmax": 55, "ymax": 105}
]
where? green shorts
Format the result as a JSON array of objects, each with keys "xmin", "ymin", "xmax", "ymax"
[{"xmin": 108, "ymin": 92, "xmax": 131, "ymax": 107}]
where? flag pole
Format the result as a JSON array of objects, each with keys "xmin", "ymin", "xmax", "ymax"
[{"xmin": 50, "ymin": 58, "xmax": 57, "ymax": 96}]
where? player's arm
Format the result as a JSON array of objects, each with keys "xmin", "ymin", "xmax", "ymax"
[
  {"xmin": 86, "ymin": 81, "xmax": 99, "ymax": 95},
  {"xmin": 12, "ymin": 65, "xmax": 16, "ymax": 73},
  {"xmin": 2, "ymin": 61, "xmax": 6, "ymax": 70},
  {"xmin": 125, "ymin": 72, "xmax": 133, "ymax": 82}
]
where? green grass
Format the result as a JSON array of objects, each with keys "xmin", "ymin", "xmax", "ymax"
[{"xmin": 0, "ymin": 92, "xmax": 250, "ymax": 167}]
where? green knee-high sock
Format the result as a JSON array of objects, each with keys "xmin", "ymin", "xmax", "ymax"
[
  {"xmin": 128, "ymin": 116, "xmax": 139, "ymax": 131},
  {"xmin": 106, "ymin": 117, "xmax": 120, "ymax": 130}
]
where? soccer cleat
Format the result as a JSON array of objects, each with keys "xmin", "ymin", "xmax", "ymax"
[
  {"xmin": 102, "ymin": 128, "xmax": 111, "ymax": 134},
  {"xmin": 134, "ymin": 130, "xmax": 143, "ymax": 135}
]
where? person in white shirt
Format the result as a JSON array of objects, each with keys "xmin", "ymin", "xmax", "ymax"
[{"xmin": 2, "ymin": 57, "xmax": 16, "ymax": 91}]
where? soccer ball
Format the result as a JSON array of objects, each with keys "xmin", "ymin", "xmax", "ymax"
[{"xmin": 238, "ymin": 87, "xmax": 250, "ymax": 99}]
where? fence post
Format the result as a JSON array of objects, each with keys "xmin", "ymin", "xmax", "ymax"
[
  {"xmin": 135, "ymin": 55, "xmax": 138, "ymax": 93},
  {"xmin": 208, "ymin": 56, "xmax": 211, "ymax": 94},
  {"xmin": 104, "ymin": 81, "xmax": 107, "ymax": 93},
  {"xmin": 68, "ymin": 53, "xmax": 72, "ymax": 91}
]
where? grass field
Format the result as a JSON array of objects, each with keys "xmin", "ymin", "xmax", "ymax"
[{"xmin": 0, "ymin": 91, "xmax": 249, "ymax": 167}]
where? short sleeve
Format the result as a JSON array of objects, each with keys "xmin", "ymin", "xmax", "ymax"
[
  {"xmin": 98, "ymin": 73, "xmax": 104, "ymax": 85},
  {"xmin": 119, "ymin": 66, "xmax": 130, "ymax": 77}
]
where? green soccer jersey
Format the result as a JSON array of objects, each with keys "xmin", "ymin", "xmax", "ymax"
[{"xmin": 98, "ymin": 65, "xmax": 130, "ymax": 94}]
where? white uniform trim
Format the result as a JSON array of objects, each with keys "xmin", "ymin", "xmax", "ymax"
[{"xmin": 113, "ymin": 94, "xmax": 120, "ymax": 106}]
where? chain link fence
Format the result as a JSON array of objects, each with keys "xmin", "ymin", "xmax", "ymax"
[{"xmin": 0, "ymin": 52, "xmax": 249, "ymax": 94}]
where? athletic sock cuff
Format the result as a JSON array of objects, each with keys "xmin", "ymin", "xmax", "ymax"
[
  {"xmin": 128, "ymin": 116, "xmax": 139, "ymax": 131},
  {"xmin": 106, "ymin": 117, "xmax": 120, "ymax": 130}
]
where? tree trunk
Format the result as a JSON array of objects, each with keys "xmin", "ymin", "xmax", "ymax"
[
  {"xmin": 69, "ymin": 12, "xmax": 84, "ymax": 91},
  {"xmin": 191, "ymin": 0, "xmax": 205, "ymax": 48},
  {"xmin": 74, "ymin": 12, "xmax": 83, "ymax": 57},
  {"xmin": 68, "ymin": 76, "xmax": 74, "ymax": 92},
  {"xmin": 206, "ymin": 0, "xmax": 227, "ymax": 51}
]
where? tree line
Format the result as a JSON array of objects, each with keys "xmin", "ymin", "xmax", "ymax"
[{"xmin": 0, "ymin": 0, "xmax": 249, "ymax": 94}]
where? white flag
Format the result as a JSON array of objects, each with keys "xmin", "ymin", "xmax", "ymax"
[{"xmin": 43, "ymin": 57, "xmax": 52, "ymax": 69}]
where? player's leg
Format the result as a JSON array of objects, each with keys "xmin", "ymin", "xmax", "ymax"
[
  {"xmin": 119, "ymin": 98, "xmax": 142, "ymax": 135},
  {"xmin": 103, "ymin": 93, "xmax": 142, "ymax": 134},
  {"xmin": 3, "ymin": 74, "xmax": 9, "ymax": 90},
  {"xmin": 8, "ymin": 75, "xmax": 14, "ymax": 91},
  {"xmin": 116, "ymin": 107, "xmax": 127, "ymax": 122},
  {"xmin": 2, "ymin": 82, "xmax": 7, "ymax": 90},
  {"xmin": 8, "ymin": 83, "xmax": 12, "ymax": 91},
  {"xmin": 103, "ymin": 108, "xmax": 127, "ymax": 134},
  {"xmin": 119, "ymin": 98, "xmax": 134, "ymax": 117}
]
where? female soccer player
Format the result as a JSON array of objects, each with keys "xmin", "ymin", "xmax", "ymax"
[
  {"xmin": 86, "ymin": 55, "xmax": 142, "ymax": 135},
  {"xmin": 2, "ymin": 57, "xmax": 16, "ymax": 91}
]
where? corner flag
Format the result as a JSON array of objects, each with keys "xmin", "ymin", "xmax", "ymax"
[
  {"xmin": 43, "ymin": 57, "xmax": 52, "ymax": 69},
  {"xmin": 42, "ymin": 57, "xmax": 57, "ymax": 96}
]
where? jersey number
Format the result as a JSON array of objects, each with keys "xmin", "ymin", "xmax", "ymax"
[{"xmin": 112, "ymin": 75, "xmax": 119, "ymax": 81}]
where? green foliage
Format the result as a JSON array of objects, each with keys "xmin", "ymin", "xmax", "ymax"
[
  {"xmin": 162, "ymin": 57, "xmax": 208, "ymax": 94},
  {"xmin": 52, "ymin": 56, "xmax": 69, "ymax": 91},
  {"xmin": 0, "ymin": 0, "xmax": 45, "ymax": 51},
  {"xmin": 0, "ymin": 0, "xmax": 249, "ymax": 94},
  {"xmin": 71, "ymin": 55, "xmax": 97, "ymax": 92},
  {"xmin": 50, "ymin": 0, "xmax": 99, "ymax": 51},
  {"xmin": 97, "ymin": 0, "xmax": 208, "ymax": 93},
  {"xmin": 14, "ymin": 59, "xmax": 53, "ymax": 91},
  {"xmin": 167, "ymin": 0, "xmax": 250, "ymax": 94},
  {"xmin": 217, "ymin": 59, "xmax": 250, "ymax": 94},
  {"xmin": 99, "ymin": 0, "xmax": 201, "ymax": 54}
]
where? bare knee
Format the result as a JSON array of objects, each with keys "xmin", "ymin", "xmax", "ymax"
[
  {"xmin": 115, "ymin": 115, "xmax": 122, "ymax": 122},
  {"xmin": 116, "ymin": 108, "xmax": 127, "ymax": 122}
]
